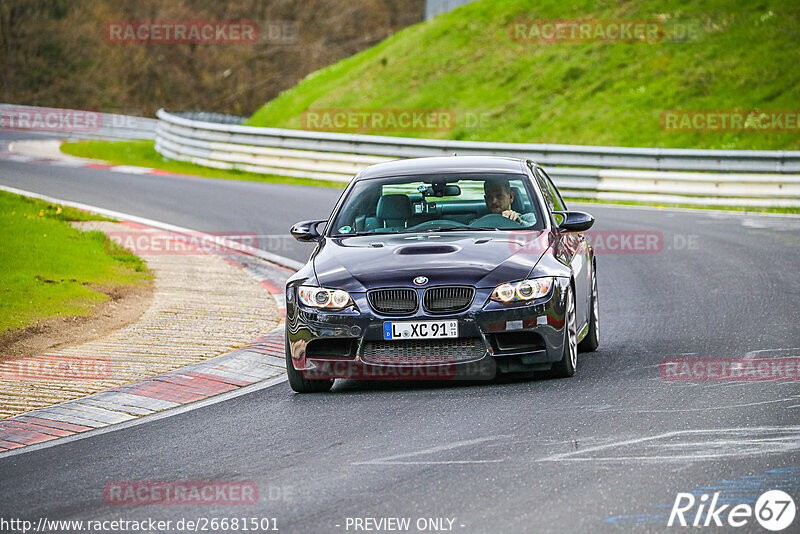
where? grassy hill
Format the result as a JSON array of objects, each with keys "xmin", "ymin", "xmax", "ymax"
[{"xmin": 247, "ymin": 0, "xmax": 800, "ymax": 150}]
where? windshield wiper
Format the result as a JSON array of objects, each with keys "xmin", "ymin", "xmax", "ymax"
[
  {"xmin": 334, "ymin": 227, "xmax": 498, "ymax": 237},
  {"xmin": 399, "ymin": 227, "xmax": 484, "ymax": 234},
  {"xmin": 331, "ymin": 231, "xmax": 376, "ymax": 237}
]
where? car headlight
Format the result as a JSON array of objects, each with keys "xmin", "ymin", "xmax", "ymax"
[
  {"xmin": 491, "ymin": 277, "xmax": 553, "ymax": 302},
  {"xmin": 298, "ymin": 286, "xmax": 353, "ymax": 309}
]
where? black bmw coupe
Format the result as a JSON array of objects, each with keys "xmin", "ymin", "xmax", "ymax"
[{"xmin": 285, "ymin": 156, "xmax": 598, "ymax": 392}]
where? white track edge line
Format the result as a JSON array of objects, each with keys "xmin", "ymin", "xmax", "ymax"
[
  {"xmin": 0, "ymin": 374, "xmax": 288, "ymax": 459},
  {"xmin": 0, "ymin": 185, "xmax": 298, "ymax": 458}
]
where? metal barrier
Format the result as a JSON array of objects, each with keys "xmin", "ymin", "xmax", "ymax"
[
  {"xmin": 425, "ymin": 0, "xmax": 479, "ymax": 21},
  {"xmin": 6, "ymin": 102, "xmax": 796, "ymax": 206},
  {"xmin": 155, "ymin": 109, "xmax": 800, "ymax": 207}
]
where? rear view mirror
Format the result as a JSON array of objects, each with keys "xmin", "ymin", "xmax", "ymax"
[
  {"xmin": 554, "ymin": 211, "xmax": 594, "ymax": 232},
  {"xmin": 424, "ymin": 184, "xmax": 461, "ymax": 197},
  {"xmin": 442, "ymin": 184, "xmax": 461, "ymax": 196}
]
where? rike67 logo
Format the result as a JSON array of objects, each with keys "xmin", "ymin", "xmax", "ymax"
[{"xmin": 668, "ymin": 490, "xmax": 796, "ymax": 531}]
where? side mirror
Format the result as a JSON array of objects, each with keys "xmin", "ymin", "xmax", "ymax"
[
  {"xmin": 290, "ymin": 219, "xmax": 326, "ymax": 242},
  {"xmin": 554, "ymin": 211, "xmax": 594, "ymax": 232}
]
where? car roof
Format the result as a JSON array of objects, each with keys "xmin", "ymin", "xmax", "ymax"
[{"xmin": 355, "ymin": 156, "xmax": 530, "ymax": 181}]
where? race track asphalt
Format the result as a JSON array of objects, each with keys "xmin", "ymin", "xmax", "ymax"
[{"xmin": 1, "ymin": 132, "xmax": 798, "ymax": 533}]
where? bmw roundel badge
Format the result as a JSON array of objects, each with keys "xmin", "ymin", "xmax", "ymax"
[{"xmin": 413, "ymin": 276, "xmax": 428, "ymax": 286}]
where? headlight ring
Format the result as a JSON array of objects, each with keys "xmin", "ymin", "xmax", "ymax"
[
  {"xmin": 298, "ymin": 286, "xmax": 353, "ymax": 309},
  {"xmin": 491, "ymin": 277, "xmax": 553, "ymax": 303}
]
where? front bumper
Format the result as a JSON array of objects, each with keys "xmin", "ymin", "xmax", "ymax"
[{"xmin": 286, "ymin": 278, "xmax": 570, "ymax": 380}]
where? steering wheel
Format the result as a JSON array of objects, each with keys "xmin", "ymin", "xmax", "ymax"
[
  {"xmin": 469, "ymin": 213, "xmax": 523, "ymax": 228},
  {"xmin": 406, "ymin": 219, "xmax": 468, "ymax": 231}
]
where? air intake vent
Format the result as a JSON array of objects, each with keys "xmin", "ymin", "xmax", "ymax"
[
  {"xmin": 423, "ymin": 286, "xmax": 475, "ymax": 314},
  {"xmin": 396, "ymin": 245, "xmax": 459, "ymax": 255},
  {"xmin": 362, "ymin": 337, "xmax": 485, "ymax": 364},
  {"xmin": 368, "ymin": 288, "xmax": 418, "ymax": 315}
]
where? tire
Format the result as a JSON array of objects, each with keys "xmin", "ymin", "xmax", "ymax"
[
  {"xmin": 285, "ymin": 336, "xmax": 334, "ymax": 393},
  {"xmin": 549, "ymin": 286, "xmax": 578, "ymax": 378},
  {"xmin": 578, "ymin": 265, "xmax": 599, "ymax": 353}
]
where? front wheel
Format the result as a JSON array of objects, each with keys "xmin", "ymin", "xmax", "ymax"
[
  {"xmin": 578, "ymin": 266, "xmax": 599, "ymax": 353},
  {"xmin": 549, "ymin": 286, "xmax": 577, "ymax": 378},
  {"xmin": 286, "ymin": 337, "xmax": 334, "ymax": 393}
]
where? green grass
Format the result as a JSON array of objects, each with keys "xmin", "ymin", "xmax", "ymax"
[
  {"xmin": 0, "ymin": 191, "xmax": 151, "ymax": 334},
  {"xmin": 61, "ymin": 1, "xmax": 800, "ymax": 215},
  {"xmin": 10, "ymin": 195, "xmax": 116, "ymax": 223},
  {"xmin": 60, "ymin": 140, "xmax": 345, "ymax": 189},
  {"xmin": 247, "ymin": 0, "xmax": 800, "ymax": 151}
]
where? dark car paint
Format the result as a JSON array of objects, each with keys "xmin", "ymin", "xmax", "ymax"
[
  {"xmin": 312, "ymin": 231, "xmax": 553, "ymax": 292},
  {"xmin": 286, "ymin": 278, "xmax": 571, "ymax": 377},
  {"xmin": 285, "ymin": 156, "xmax": 595, "ymax": 378}
]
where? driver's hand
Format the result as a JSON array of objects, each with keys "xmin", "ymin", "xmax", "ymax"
[{"xmin": 501, "ymin": 210, "xmax": 521, "ymax": 222}]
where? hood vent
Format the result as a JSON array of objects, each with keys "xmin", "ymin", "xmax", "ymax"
[{"xmin": 396, "ymin": 245, "xmax": 459, "ymax": 255}]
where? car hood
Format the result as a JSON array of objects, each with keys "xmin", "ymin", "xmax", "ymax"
[{"xmin": 313, "ymin": 231, "xmax": 553, "ymax": 292}]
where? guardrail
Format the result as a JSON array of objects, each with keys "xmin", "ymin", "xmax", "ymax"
[
  {"xmin": 0, "ymin": 103, "xmax": 156, "ymax": 140},
  {"xmin": 7, "ymin": 102, "xmax": 795, "ymax": 206},
  {"xmin": 155, "ymin": 109, "xmax": 800, "ymax": 207}
]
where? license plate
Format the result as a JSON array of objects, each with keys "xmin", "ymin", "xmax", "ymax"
[{"xmin": 383, "ymin": 320, "xmax": 458, "ymax": 340}]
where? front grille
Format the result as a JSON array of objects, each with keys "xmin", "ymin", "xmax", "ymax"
[
  {"xmin": 423, "ymin": 286, "xmax": 475, "ymax": 313},
  {"xmin": 368, "ymin": 288, "xmax": 418, "ymax": 315},
  {"xmin": 362, "ymin": 337, "xmax": 485, "ymax": 364}
]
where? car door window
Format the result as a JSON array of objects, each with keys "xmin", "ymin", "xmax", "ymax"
[
  {"xmin": 534, "ymin": 167, "xmax": 568, "ymax": 225},
  {"xmin": 533, "ymin": 167, "xmax": 556, "ymax": 213},
  {"xmin": 538, "ymin": 167, "xmax": 567, "ymax": 211}
]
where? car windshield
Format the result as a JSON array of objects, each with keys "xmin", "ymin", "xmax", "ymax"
[{"xmin": 329, "ymin": 173, "xmax": 544, "ymax": 236}]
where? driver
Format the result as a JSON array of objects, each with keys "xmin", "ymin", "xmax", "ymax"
[{"xmin": 483, "ymin": 179, "xmax": 536, "ymax": 224}]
